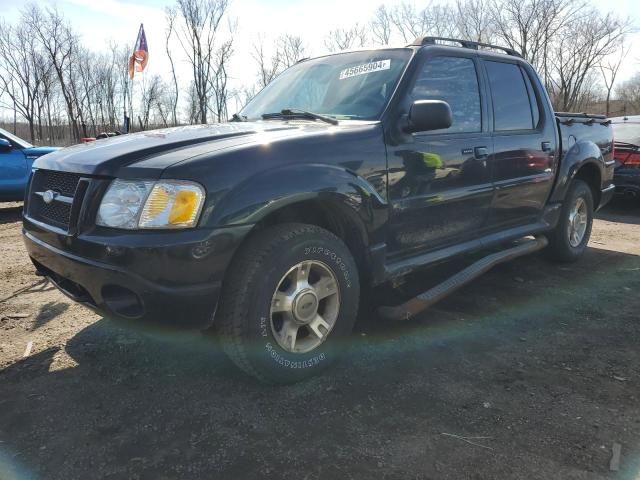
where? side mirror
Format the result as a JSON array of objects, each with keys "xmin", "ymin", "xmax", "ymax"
[
  {"xmin": 0, "ymin": 138, "xmax": 11, "ymax": 152},
  {"xmin": 403, "ymin": 100, "xmax": 452, "ymax": 133}
]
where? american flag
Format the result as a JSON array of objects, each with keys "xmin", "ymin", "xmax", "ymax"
[{"xmin": 128, "ymin": 24, "xmax": 149, "ymax": 79}]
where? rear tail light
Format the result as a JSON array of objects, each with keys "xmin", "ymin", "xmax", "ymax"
[
  {"xmin": 614, "ymin": 150, "xmax": 640, "ymax": 165},
  {"xmin": 614, "ymin": 139, "xmax": 640, "ymax": 166},
  {"xmin": 625, "ymin": 153, "xmax": 640, "ymax": 165}
]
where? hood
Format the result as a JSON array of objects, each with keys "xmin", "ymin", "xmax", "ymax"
[
  {"xmin": 23, "ymin": 146, "xmax": 60, "ymax": 159},
  {"xmin": 32, "ymin": 123, "xmax": 307, "ymax": 178}
]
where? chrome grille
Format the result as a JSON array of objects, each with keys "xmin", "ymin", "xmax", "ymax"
[
  {"xmin": 28, "ymin": 170, "xmax": 84, "ymax": 230},
  {"xmin": 35, "ymin": 170, "xmax": 82, "ymax": 197}
]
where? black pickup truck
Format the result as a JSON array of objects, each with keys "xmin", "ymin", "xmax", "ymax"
[{"xmin": 23, "ymin": 37, "xmax": 615, "ymax": 383}]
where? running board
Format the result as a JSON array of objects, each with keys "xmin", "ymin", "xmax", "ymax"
[{"xmin": 377, "ymin": 236, "xmax": 548, "ymax": 321}]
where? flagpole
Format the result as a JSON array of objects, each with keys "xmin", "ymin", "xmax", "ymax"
[
  {"xmin": 123, "ymin": 73, "xmax": 129, "ymax": 133},
  {"xmin": 130, "ymin": 69, "xmax": 134, "ymax": 133},
  {"xmin": 125, "ymin": 23, "xmax": 147, "ymax": 133}
]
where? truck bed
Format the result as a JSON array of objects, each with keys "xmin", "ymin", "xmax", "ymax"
[{"xmin": 555, "ymin": 112, "xmax": 613, "ymax": 160}]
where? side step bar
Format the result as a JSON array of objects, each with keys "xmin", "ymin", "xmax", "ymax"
[{"xmin": 377, "ymin": 236, "xmax": 548, "ymax": 321}]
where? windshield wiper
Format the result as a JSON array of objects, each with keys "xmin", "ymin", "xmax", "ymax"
[
  {"xmin": 230, "ymin": 113, "xmax": 247, "ymax": 122},
  {"xmin": 261, "ymin": 109, "xmax": 339, "ymax": 126}
]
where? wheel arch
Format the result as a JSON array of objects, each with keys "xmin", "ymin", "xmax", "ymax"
[
  {"xmin": 209, "ymin": 163, "xmax": 389, "ymax": 285},
  {"xmin": 572, "ymin": 162, "xmax": 601, "ymax": 208},
  {"xmin": 549, "ymin": 140, "xmax": 605, "ymax": 208}
]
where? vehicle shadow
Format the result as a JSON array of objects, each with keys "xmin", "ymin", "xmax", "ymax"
[
  {"xmin": 0, "ymin": 203, "xmax": 22, "ymax": 226},
  {"xmin": 31, "ymin": 301, "xmax": 70, "ymax": 330},
  {"xmin": 1, "ymin": 246, "xmax": 640, "ymax": 479},
  {"xmin": 596, "ymin": 197, "xmax": 640, "ymax": 225}
]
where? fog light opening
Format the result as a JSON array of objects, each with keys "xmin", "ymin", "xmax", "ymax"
[{"xmin": 102, "ymin": 285, "xmax": 144, "ymax": 319}]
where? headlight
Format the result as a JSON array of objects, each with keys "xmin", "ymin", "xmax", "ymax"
[
  {"xmin": 139, "ymin": 181, "xmax": 205, "ymax": 229},
  {"xmin": 96, "ymin": 180, "xmax": 154, "ymax": 229},
  {"xmin": 96, "ymin": 179, "xmax": 205, "ymax": 230}
]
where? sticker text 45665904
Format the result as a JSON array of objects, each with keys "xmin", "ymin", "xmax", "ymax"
[{"xmin": 339, "ymin": 60, "xmax": 391, "ymax": 80}]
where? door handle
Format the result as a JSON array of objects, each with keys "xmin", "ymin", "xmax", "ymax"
[
  {"xmin": 474, "ymin": 146, "xmax": 489, "ymax": 159},
  {"xmin": 541, "ymin": 141, "xmax": 552, "ymax": 152}
]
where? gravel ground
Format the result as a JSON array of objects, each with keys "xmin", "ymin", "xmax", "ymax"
[{"xmin": 0, "ymin": 199, "xmax": 639, "ymax": 480}]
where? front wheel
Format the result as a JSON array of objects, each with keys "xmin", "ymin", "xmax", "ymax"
[
  {"xmin": 215, "ymin": 223, "xmax": 360, "ymax": 383},
  {"xmin": 546, "ymin": 179, "xmax": 594, "ymax": 262}
]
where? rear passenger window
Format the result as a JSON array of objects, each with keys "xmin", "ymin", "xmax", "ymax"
[
  {"xmin": 410, "ymin": 56, "xmax": 481, "ymax": 133},
  {"xmin": 485, "ymin": 61, "xmax": 535, "ymax": 131}
]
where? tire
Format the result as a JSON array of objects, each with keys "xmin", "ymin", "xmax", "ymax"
[
  {"xmin": 546, "ymin": 179, "xmax": 594, "ymax": 262},
  {"xmin": 215, "ymin": 223, "xmax": 360, "ymax": 384}
]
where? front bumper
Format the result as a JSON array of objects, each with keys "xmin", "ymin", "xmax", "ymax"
[{"xmin": 23, "ymin": 218, "xmax": 252, "ymax": 329}]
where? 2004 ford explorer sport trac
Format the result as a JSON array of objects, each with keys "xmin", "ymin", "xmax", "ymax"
[{"xmin": 22, "ymin": 37, "xmax": 615, "ymax": 383}]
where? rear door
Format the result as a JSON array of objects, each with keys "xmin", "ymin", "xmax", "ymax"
[{"xmin": 481, "ymin": 60, "xmax": 558, "ymax": 230}]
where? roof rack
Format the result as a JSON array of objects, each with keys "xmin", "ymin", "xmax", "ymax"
[
  {"xmin": 409, "ymin": 36, "xmax": 521, "ymax": 58},
  {"xmin": 554, "ymin": 112, "xmax": 607, "ymax": 120}
]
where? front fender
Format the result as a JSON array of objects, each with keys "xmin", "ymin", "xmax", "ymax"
[
  {"xmin": 203, "ymin": 163, "xmax": 388, "ymax": 241},
  {"xmin": 549, "ymin": 139, "xmax": 606, "ymax": 204}
]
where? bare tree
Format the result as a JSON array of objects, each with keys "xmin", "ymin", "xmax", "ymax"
[
  {"xmin": 549, "ymin": 10, "xmax": 629, "ymax": 111},
  {"xmin": 209, "ymin": 38, "xmax": 234, "ymax": 122},
  {"xmin": 0, "ymin": 21, "xmax": 41, "ymax": 142},
  {"xmin": 173, "ymin": 0, "xmax": 233, "ymax": 124},
  {"xmin": 389, "ymin": 2, "xmax": 456, "ymax": 42},
  {"xmin": 252, "ymin": 33, "xmax": 305, "ymax": 91},
  {"xmin": 230, "ymin": 85, "xmax": 258, "ymax": 112},
  {"xmin": 252, "ymin": 35, "xmax": 282, "ymax": 88},
  {"xmin": 26, "ymin": 5, "xmax": 82, "ymax": 141},
  {"xmin": 3, "ymin": 0, "xmax": 640, "ymax": 145},
  {"xmin": 600, "ymin": 46, "xmax": 628, "ymax": 117},
  {"xmin": 139, "ymin": 75, "xmax": 164, "ymax": 129},
  {"xmin": 324, "ymin": 24, "xmax": 368, "ymax": 52},
  {"xmin": 455, "ymin": 0, "xmax": 495, "ymax": 42},
  {"xmin": 165, "ymin": 7, "xmax": 180, "ymax": 126},
  {"xmin": 489, "ymin": 0, "xmax": 582, "ymax": 90},
  {"xmin": 617, "ymin": 73, "xmax": 640, "ymax": 115},
  {"xmin": 370, "ymin": 5, "xmax": 393, "ymax": 45},
  {"xmin": 279, "ymin": 34, "xmax": 306, "ymax": 68},
  {"xmin": 33, "ymin": 49, "xmax": 56, "ymax": 142}
]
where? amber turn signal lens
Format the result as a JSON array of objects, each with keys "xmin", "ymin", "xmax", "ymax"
[
  {"xmin": 138, "ymin": 181, "xmax": 205, "ymax": 229},
  {"xmin": 169, "ymin": 190, "xmax": 200, "ymax": 224}
]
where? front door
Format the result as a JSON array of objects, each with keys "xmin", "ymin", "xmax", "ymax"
[
  {"xmin": 0, "ymin": 137, "xmax": 28, "ymax": 200},
  {"xmin": 386, "ymin": 54, "xmax": 494, "ymax": 257}
]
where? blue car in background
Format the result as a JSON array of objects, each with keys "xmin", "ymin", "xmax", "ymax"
[{"xmin": 0, "ymin": 128, "xmax": 59, "ymax": 202}]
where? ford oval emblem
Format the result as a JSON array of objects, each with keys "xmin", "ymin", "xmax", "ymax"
[{"xmin": 42, "ymin": 190, "xmax": 57, "ymax": 204}]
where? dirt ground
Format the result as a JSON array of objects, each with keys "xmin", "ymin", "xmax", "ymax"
[{"xmin": 0, "ymin": 200, "xmax": 639, "ymax": 480}]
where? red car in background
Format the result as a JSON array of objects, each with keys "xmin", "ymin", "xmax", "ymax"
[{"xmin": 612, "ymin": 115, "xmax": 640, "ymax": 201}]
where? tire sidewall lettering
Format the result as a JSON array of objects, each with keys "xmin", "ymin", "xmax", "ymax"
[
  {"xmin": 246, "ymin": 237, "xmax": 359, "ymax": 375},
  {"xmin": 304, "ymin": 246, "xmax": 352, "ymax": 288}
]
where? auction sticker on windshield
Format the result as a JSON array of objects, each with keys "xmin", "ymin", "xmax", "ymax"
[{"xmin": 339, "ymin": 60, "xmax": 391, "ymax": 80}]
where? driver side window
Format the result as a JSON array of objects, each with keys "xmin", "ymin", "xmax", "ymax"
[{"xmin": 410, "ymin": 56, "xmax": 482, "ymax": 134}]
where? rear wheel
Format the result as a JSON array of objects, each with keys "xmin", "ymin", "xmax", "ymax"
[
  {"xmin": 215, "ymin": 223, "xmax": 360, "ymax": 383},
  {"xmin": 546, "ymin": 179, "xmax": 594, "ymax": 262}
]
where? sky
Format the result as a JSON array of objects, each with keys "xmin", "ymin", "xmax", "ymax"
[{"xmin": 0, "ymin": 0, "xmax": 638, "ymax": 115}]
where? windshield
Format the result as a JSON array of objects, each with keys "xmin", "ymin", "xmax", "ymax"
[
  {"xmin": 613, "ymin": 122, "xmax": 640, "ymax": 146},
  {"xmin": 240, "ymin": 49, "xmax": 413, "ymax": 121},
  {"xmin": 0, "ymin": 127, "xmax": 32, "ymax": 149}
]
